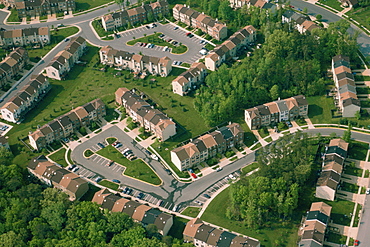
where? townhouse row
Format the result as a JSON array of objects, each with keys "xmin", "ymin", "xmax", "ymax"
[
  {"xmin": 282, "ymin": 10, "xmax": 320, "ymax": 34},
  {"xmin": 0, "ymin": 47, "xmax": 28, "ymax": 86},
  {"xmin": 229, "ymin": 0, "xmax": 277, "ymax": 11},
  {"xmin": 92, "ymin": 189, "xmax": 173, "ymax": 236},
  {"xmin": 172, "ymin": 4, "xmax": 227, "ymax": 41},
  {"xmin": 115, "ymin": 88, "xmax": 176, "ymax": 141},
  {"xmin": 205, "ymin": 25, "xmax": 256, "ymax": 71},
  {"xmin": 0, "ymin": 73, "xmax": 50, "ymax": 123},
  {"xmin": 331, "ymin": 55, "xmax": 360, "ymax": 118},
  {"xmin": 183, "ymin": 218, "xmax": 260, "ymax": 247},
  {"xmin": 99, "ymin": 46, "xmax": 172, "ymax": 77},
  {"xmin": 299, "ymin": 202, "xmax": 332, "ymax": 247},
  {"xmin": 0, "ymin": 27, "xmax": 50, "ymax": 48},
  {"xmin": 316, "ymin": 138, "xmax": 348, "ymax": 201},
  {"xmin": 244, "ymin": 95, "xmax": 308, "ymax": 130},
  {"xmin": 101, "ymin": 0, "xmax": 169, "ymax": 31},
  {"xmin": 171, "ymin": 62, "xmax": 207, "ymax": 96},
  {"xmin": 45, "ymin": 36, "xmax": 86, "ymax": 80},
  {"xmin": 14, "ymin": 0, "xmax": 75, "ymax": 18},
  {"xmin": 28, "ymin": 155, "xmax": 89, "ymax": 201},
  {"xmin": 28, "ymin": 98, "xmax": 106, "ymax": 150},
  {"xmin": 171, "ymin": 123, "xmax": 244, "ymax": 171}
]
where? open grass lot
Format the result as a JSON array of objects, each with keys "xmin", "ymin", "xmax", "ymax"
[
  {"xmin": 201, "ymin": 187, "xmax": 299, "ymax": 247},
  {"xmin": 181, "ymin": 206, "xmax": 201, "ymax": 218},
  {"xmin": 348, "ymin": 141, "xmax": 369, "ymax": 161},
  {"xmin": 49, "ymin": 148, "xmax": 68, "ymax": 167},
  {"xmin": 7, "ymin": 8, "xmax": 20, "ymax": 22},
  {"xmin": 92, "ymin": 19, "xmax": 114, "ymax": 38},
  {"xmin": 316, "ymin": 199, "xmax": 355, "ymax": 226},
  {"xmin": 98, "ymin": 179, "xmax": 119, "ymax": 190},
  {"xmin": 97, "ymin": 145, "xmax": 161, "ymax": 185},
  {"xmin": 348, "ymin": 7, "xmax": 370, "ymax": 34},
  {"xmin": 319, "ymin": 0, "xmax": 343, "ymax": 11},
  {"xmin": 75, "ymin": 0, "xmax": 111, "ymax": 12},
  {"xmin": 241, "ymin": 162, "xmax": 260, "ymax": 175}
]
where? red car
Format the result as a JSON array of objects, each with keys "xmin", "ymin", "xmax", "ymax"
[
  {"xmin": 354, "ymin": 240, "xmax": 360, "ymax": 246},
  {"xmin": 186, "ymin": 32, "xmax": 191, "ymax": 36},
  {"xmin": 191, "ymin": 173, "xmax": 197, "ymax": 179}
]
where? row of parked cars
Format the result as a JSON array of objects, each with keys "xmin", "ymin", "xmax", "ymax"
[{"xmin": 139, "ymin": 43, "xmax": 155, "ymax": 49}]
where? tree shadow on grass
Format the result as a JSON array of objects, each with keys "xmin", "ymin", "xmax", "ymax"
[{"xmin": 308, "ymin": 104, "xmax": 323, "ymax": 118}]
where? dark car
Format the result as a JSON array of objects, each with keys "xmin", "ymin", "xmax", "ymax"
[
  {"xmin": 112, "ymin": 179, "xmax": 121, "ymax": 183},
  {"xmin": 94, "ymin": 177, "xmax": 102, "ymax": 183},
  {"xmin": 174, "ymin": 26, "xmax": 179, "ymax": 30},
  {"xmin": 165, "ymin": 169, "xmax": 172, "ymax": 175},
  {"xmin": 67, "ymin": 164, "xmax": 76, "ymax": 171},
  {"xmin": 137, "ymin": 192, "xmax": 145, "ymax": 199},
  {"xmin": 159, "ymin": 34, "xmax": 165, "ymax": 38},
  {"xmin": 97, "ymin": 142, "xmax": 105, "ymax": 148},
  {"xmin": 203, "ymin": 194, "xmax": 211, "ymax": 199},
  {"xmin": 145, "ymin": 150, "xmax": 151, "ymax": 155}
]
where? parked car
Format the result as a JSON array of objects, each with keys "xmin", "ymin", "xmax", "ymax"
[
  {"xmin": 146, "ymin": 25, "xmax": 150, "ymax": 29},
  {"xmin": 203, "ymin": 194, "xmax": 211, "ymax": 199},
  {"xmin": 366, "ymin": 189, "xmax": 370, "ymax": 195},
  {"xmin": 186, "ymin": 32, "xmax": 191, "ymax": 36},
  {"xmin": 68, "ymin": 164, "xmax": 76, "ymax": 171},
  {"xmin": 286, "ymin": 121, "xmax": 293, "ymax": 128},
  {"xmin": 229, "ymin": 174, "xmax": 236, "ymax": 180},
  {"xmin": 159, "ymin": 34, "xmax": 165, "ymax": 38},
  {"xmin": 163, "ymin": 46, "xmax": 168, "ymax": 52},
  {"xmin": 191, "ymin": 173, "xmax": 197, "ymax": 179},
  {"xmin": 151, "ymin": 154, "xmax": 159, "ymax": 161},
  {"xmin": 64, "ymin": 38, "xmax": 70, "ymax": 42},
  {"xmin": 137, "ymin": 192, "xmax": 145, "ymax": 199},
  {"xmin": 94, "ymin": 177, "xmax": 102, "ymax": 183},
  {"xmin": 174, "ymin": 26, "xmax": 179, "ymax": 30},
  {"xmin": 216, "ymin": 167, "xmax": 223, "ymax": 172},
  {"xmin": 116, "ymin": 143, "xmax": 122, "ymax": 148},
  {"xmin": 112, "ymin": 179, "xmax": 121, "ymax": 183},
  {"xmin": 97, "ymin": 142, "xmax": 105, "ymax": 148},
  {"xmin": 354, "ymin": 240, "xmax": 360, "ymax": 246},
  {"xmin": 165, "ymin": 169, "xmax": 172, "ymax": 175},
  {"xmin": 188, "ymin": 168, "xmax": 194, "ymax": 174},
  {"xmin": 106, "ymin": 160, "xmax": 114, "ymax": 166},
  {"xmin": 145, "ymin": 150, "xmax": 151, "ymax": 155}
]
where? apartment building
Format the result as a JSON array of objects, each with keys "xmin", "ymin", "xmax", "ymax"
[
  {"xmin": 99, "ymin": 46, "xmax": 172, "ymax": 77},
  {"xmin": 171, "ymin": 123, "xmax": 243, "ymax": 171},
  {"xmin": 244, "ymin": 95, "xmax": 308, "ymax": 130},
  {"xmin": 45, "ymin": 36, "xmax": 86, "ymax": 80},
  {"xmin": 172, "ymin": 62, "xmax": 207, "ymax": 96},
  {"xmin": 1, "ymin": 73, "xmax": 50, "ymax": 123},
  {"xmin": 173, "ymin": 4, "xmax": 227, "ymax": 41},
  {"xmin": 0, "ymin": 27, "xmax": 50, "ymax": 48},
  {"xmin": 101, "ymin": 0, "xmax": 169, "ymax": 31},
  {"xmin": 183, "ymin": 218, "xmax": 260, "ymax": 247},
  {"xmin": 15, "ymin": 0, "xmax": 75, "ymax": 19},
  {"xmin": 331, "ymin": 55, "xmax": 360, "ymax": 118},
  {"xmin": 229, "ymin": 0, "xmax": 277, "ymax": 11},
  {"xmin": 92, "ymin": 189, "xmax": 173, "ymax": 236},
  {"xmin": 115, "ymin": 87, "xmax": 176, "ymax": 141},
  {"xmin": 0, "ymin": 47, "xmax": 29, "ymax": 87},
  {"xmin": 205, "ymin": 25, "xmax": 256, "ymax": 71},
  {"xmin": 28, "ymin": 98, "xmax": 105, "ymax": 150},
  {"xmin": 28, "ymin": 155, "xmax": 89, "ymax": 200},
  {"xmin": 282, "ymin": 10, "xmax": 320, "ymax": 34}
]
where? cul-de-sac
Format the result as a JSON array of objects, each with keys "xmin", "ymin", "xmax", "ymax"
[{"xmin": 0, "ymin": 0, "xmax": 370, "ymax": 245}]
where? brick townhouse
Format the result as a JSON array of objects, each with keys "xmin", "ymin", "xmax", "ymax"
[
  {"xmin": 171, "ymin": 123, "xmax": 243, "ymax": 171},
  {"xmin": 229, "ymin": 0, "xmax": 277, "ymax": 11},
  {"xmin": 93, "ymin": 189, "xmax": 173, "ymax": 236},
  {"xmin": 45, "ymin": 36, "xmax": 86, "ymax": 80},
  {"xmin": 101, "ymin": 0, "xmax": 169, "ymax": 31},
  {"xmin": 244, "ymin": 95, "xmax": 308, "ymax": 130},
  {"xmin": 0, "ymin": 27, "xmax": 50, "ymax": 48},
  {"xmin": 15, "ymin": 0, "xmax": 75, "ymax": 19},
  {"xmin": 205, "ymin": 25, "xmax": 256, "ymax": 71},
  {"xmin": 99, "ymin": 46, "xmax": 172, "ymax": 77},
  {"xmin": 115, "ymin": 87, "xmax": 176, "ymax": 141},
  {"xmin": 331, "ymin": 55, "xmax": 360, "ymax": 118},
  {"xmin": 282, "ymin": 10, "xmax": 320, "ymax": 34},
  {"xmin": 172, "ymin": 4, "xmax": 227, "ymax": 41},
  {"xmin": 171, "ymin": 62, "xmax": 207, "ymax": 96},
  {"xmin": 28, "ymin": 98, "xmax": 106, "ymax": 150},
  {"xmin": 0, "ymin": 47, "xmax": 29, "ymax": 87},
  {"xmin": 1, "ymin": 73, "xmax": 50, "ymax": 123}
]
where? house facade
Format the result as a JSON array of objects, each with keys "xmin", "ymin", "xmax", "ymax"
[
  {"xmin": 205, "ymin": 25, "xmax": 256, "ymax": 71},
  {"xmin": 15, "ymin": 0, "xmax": 75, "ymax": 19},
  {"xmin": 172, "ymin": 62, "xmax": 207, "ymax": 96},
  {"xmin": 0, "ymin": 47, "xmax": 29, "ymax": 87},
  {"xmin": 45, "ymin": 36, "xmax": 86, "ymax": 80},
  {"xmin": 1, "ymin": 73, "xmax": 50, "ymax": 123},
  {"xmin": 282, "ymin": 10, "xmax": 320, "ymax": 34},
  {"xmin": 28, "ymin": 98, "xmax": 106, "ymax": 150},
  {"xmin": 101, "ymin": 1, "xmax": 169, "ymax": 31},
  {"xmin": 229, "ymin": 0, "xmax": 277, "ymax": 11},
  {"xmin": 244, "ymin": 95, "xmax": 308, "ymax": 130},
  {"xmin": 173, "ymin": 4, "xmax": 227, "ymax": 41},
  {"xmin": 0, "ymin": 27, "xmax": 50, "ymax": 48},
  {"xmin": 99, "ymin": 46, "xmax": 172, "ymax": 77},
  {"xmin": 171, "ymin": 123, "xmax": 243, "ymax": 171}
]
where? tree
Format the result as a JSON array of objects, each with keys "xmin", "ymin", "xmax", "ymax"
[
  {"xmin": 218, "ymin": 0, "xmax": 233, "ymax": 21},
  {"xmin": 303, "ymin": 7, "xmax": 308, "ymax": 13},
  {"xmin": 79, "ymin": 127, "xmax": 87, "ymax": 135},
  {"xmin": 270, "ymin": 85, "xmax": 279, "ymax": 100},
  {"xmin": 126, "ymin": 0, "xmax": 130, "ymax": 7},
  {"xmin": 342, "ymin": 123, "xmax": 352, "ymax": 143},
  {"xmin": 316, "ymin": 14, "xmax": 322, "ymax": 21},
  {"xmin": 355, "ymin": 110, "xmax": 361, "ymax": 120},
  {"xmin": 0, "ymin": 147, "xmax": 14, "ymax": 166}
]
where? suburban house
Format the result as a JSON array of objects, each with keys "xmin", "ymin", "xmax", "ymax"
[
  {"xmin": 229, "ymin": 0, "xmax": 277, "ymax": 12},
  {"xmin": 45, "ymin": 36, "xmax": 86, "ymax": 80},
  {"xmin": 0, "ymin": 27, "xmax": 50, "ymax": 48},
  {"xmin": 331, "ymin": 55, "xmax": 360, "ymax": 118},
  {"xmin": 205, "ymin": 25, "xmax": 256, "ymax": 71},
  {"xmin": 299, "ymin": 202, "xmax": 332, "ymax": 247},
  {"xmin": 316, "ymin": 139, "xmax": 348, "ymax": 201},
  {"xmin": 101, "ymin": 0, "xmax": 169, "ymax": 31},
  {"xmin": 171, "ymin": 123, "xmax": 243, "ymax": 171},
  {"xmin": 1, "ymin": 73, "xmax": 50, "ymax": 123},
  {"xmin": 92, "ymin": 189, "xmax": 173, "ymax": 236},
  {"xmin": 0, "ymin": 47, "xmax": 29, "ymax": 87},
  {"xmin": 0, "ymin": 136, "xmax": 10, "ymax": 150},
  {"xmin": 115, "ymin": 88, "xmax": 176, "ymax": 141},
  {"xmin": 15, "ymin": 0, "xmax": 75, "ymax": 19},
  {"xmin": 244, "ymin": 95, "xmax": 308, "ymax": 130},
  {"xmin": 99, "ymin": 46, "xmax": 172, "ymax": 77},
  {"xmin": 28, "ymin": 155, "xmax": 89, "ymax": 200},
  {"xmin": 183, "ymin": 218, "xmax": 260, "ymax": 247},
  {"xmin": 172, "ymin": 62, "xmax": 207, "ymax": 96},
  {"xmin": 339, "ymin": 0, "xmax": 358, "ymax": 7},
  {"xmin": 28, "ymin": 98, "xmax": 106, "ymax": 150},
  {"xmin": 173, "ymin": 4, "xmax": 227, "ymax": 41},
  {"xmin": 282, "ymin": 10, "xmax": 320, "ymax": 34}
]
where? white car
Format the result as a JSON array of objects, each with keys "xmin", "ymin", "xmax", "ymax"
[
  {"xmin": 162, "ymin": 46, "xmax": 168, "ymax": 52},
  {"xmin": 229, "ymin": 174, "xmax": 236, "ymax": 180},
  {"xmin": 151, "ymin": 154, "xmax": 159, "ymax": 160},
  {"xmin": 366, "ymin": 189, "xmax": 370, "ymax": 195},
  {"xmin": 199, "ymin": 49, "xmax": 208, "ymax": 55}
]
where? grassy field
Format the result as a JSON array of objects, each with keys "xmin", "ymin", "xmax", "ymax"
[
  {"xmin": 98, "ymin": 179, "xmax": 119, "ymax": 190},
  {"xmin": 348, "ymin": 6, "xmax": 370, "ymax": 35},
  {"xmin": 92, "ymin": 19, "xmax": 114, "ymax": 38},
  {"xmin": 201, "ymin": 187, "xmax": 299, "ymax": 247},
  {"xmin": 316, "ymin": 199, "xmax": 355, "ymax": 226},
  {"xmin": 49, "ymin": 148, "xmax": 68, "ymax": 167},
  {"xmin": 241, "ymin": 162, "xmax": 260, "ymax": 175},
  {"xmin": 348, "ymin": 141, "xmax": 369, "ymax": 161},
  {"xmin": 75, "ymin": 0, "xmax": 111, "ymax": 12},
  {"xmin": 319, "ymin": 0, "xmax": 343, "ymax": 11},
  {"xmin": 181, "ymin": 206, "xmax": 201, "ymax": 218},
  {"xmin": 97, "ymin": 145, "xmax": 161, "ymax": 185},
  {"xmin": 7, "ymin": 8, "xmax": 20, "ymax": 22}
]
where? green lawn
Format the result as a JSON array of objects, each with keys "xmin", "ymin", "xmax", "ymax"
[
  {"xmin": 7, "ymin": 8, "xmax": 20, "ymax": 22},
  {"xmin": 357, "ymin": 87, "xmax": 370, "ymax": 94},
  {"xmin": 341, "ymin": 181, "xmax": 359, "ymax": 193},
  {"xmin": 348, "ymin": 141, "xmax": 369, "ymax": 161},
  {"xmin": 265, "ymin": 137, "xmax": 272, "ymax": 142},
  {"xmin": 49, "ymin": 148, "xmax": 68, "ymax": 167},
  {"xmin": 106, "ymin": 137, "xmax": 117, "ymax": 145},
  {"xmin": 241, "ymin": 162, "xmax": 260, "ymax": 175},
  {"xmin": 343, "ymin": 164, "xmax": 363, "ymax": 177},
  {"xmin": 257, "ymin": 127, "xmax": 269, "ymax": 138},
  {"xmin": 319, "ymin": 0, "xmax": 343, "ymax": 11},
  {"xmin": 84, "ymin": 149, "xmax": 94, "ymax": 158},
  {"xmin": 98, "ymin": 179, "xmax": 119, "ymax": 190},
  {"xmin": 92, "ymin": 19, "xmax": 114, "ymax": 38},
  {"xmin": 127, "ymin": 33, "xmax": 188, "ymax": 54},
  {"xmin": 326, "ymin": 232, "xmax": 347, "ymax": 245},
  {"xmin": 315, "ymin": 199, "xmax": 355, "ymax": 226},
  {"xmin": 181, "ymin": 206, "xmax": 201, "ymax": 218},
  {"xmin": 97, "ymin": 145, "xmax": 161, "ymax": 185},
  {"xmin": 353, "ymin": 204, "xmax": 362, "ymax": 227},
  {"xmin": 201, "ymin": 187, "xmax": 299, "ymax": 247},
  {"xmin": 75, "ymin": 0, "xmax": 111, "ymax": 12},
  {"xmin": 348, "ymin": 6, "xmax": 370, "ymax": 35}
]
